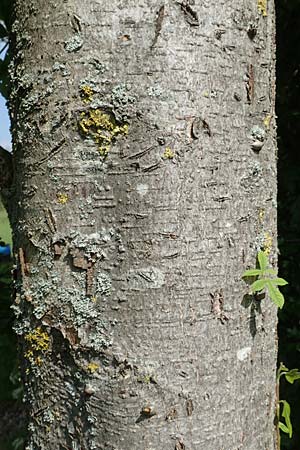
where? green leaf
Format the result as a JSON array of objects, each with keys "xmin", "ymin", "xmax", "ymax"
[
  {"xmin": 284, "ymin": 369, "xmax": 300, "ymax": 384},
  {"xmin": 272, "ymin": 277, "xmax": 288, "ymax": 286},
  {"xmin": 258, "ymin": 250, "xmax": 268, "ymax": 271},
  {"xmin": 242, "ymin": 269, "xmax": 262, "ymax": 277},
  {"xmin": 279, "ymin": 421, "xmax": 290, "ymax": 434},
  {"xmin": 250, "ymin": 278, "xmax": 268, "ymax": 293},
  {"xmin": 265, "ymin": 280, "xmax": 285, "ymax": 308},
  {"xmin": 264, "ymin": 268, "xmax": 277, "ymax": 275},
  {"xmin": 277, "ymin": 362, "xmax": 289, "ymax": 379},
  {"xmin": 279, "ymin": 400, "xmax": 292, "ymax": 438}
]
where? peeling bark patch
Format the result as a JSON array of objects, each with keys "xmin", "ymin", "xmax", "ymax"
[
  {"xmin": 210, "ymin": 290, "xmax": 228, "ymax": 324},
  {"xmin": 191, "ymin": 117, "xmax": 211, "ymax": 139},
  {"xmin": 70, "ymin": 14, "xmax": 82, "ymax": 33},
  {"xmin": 166, "ymin": 407, "xmax": 178, "ymax": 421},
  {"xmin": 186, "ymin": 398, "xmax": 193, "ymax": 416},
  {"xmin": 175, "ymin": 437, "xmax": 185, "ymax": 450},
  {"xmin": 151, "ymin": 5, "xmax": 165, "ymax": 48},
  {"xmin": 136, "ymin": 406, "xmax": 157, "ymax": 422},
  {"xmin": 245, "ymin": 64, "xmax": 254, "ymax": 103},
  {"xmin": 179, "ymin": 1, "xmax": 199, "ymax": 27},
  {"xmin": 250, "ymin": 125, "xmax": 265, "ymax": 152},
  {"xmin": 237, "ymin": 346, "xmax": 252, "ymax": 361}
]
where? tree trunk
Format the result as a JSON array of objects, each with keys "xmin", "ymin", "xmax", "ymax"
[{"xmin": 9, "ymin": 0, "xmax": 278, "ymax": 449}]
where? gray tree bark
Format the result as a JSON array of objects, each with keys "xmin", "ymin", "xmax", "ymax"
[{"xmin": 8, "ymin": 0, "xmax": 278, "ymax": 449}]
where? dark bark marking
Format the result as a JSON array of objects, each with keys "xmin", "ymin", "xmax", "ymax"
[
  {"xmin": 215, "ymin": 28, "xmax": 226, "ymax": 40},
  {"xmin": 234, "ymin": 92, "xmax": 242, "ymax": 102},
  {"xmin": 151, "ymin": 5, "xmax": 165, "ymax": 49},
  {"xmin": 247, "ymin": 23, "xmax": 257, "ymax": 40},
  {"xmin": 246, "ymin": 64, "xmax": 254, "ymax": 103},
  {"xmin": 202, "ymin": 118, "xmax": 211, "ymax": 136},
  {"xmin": 163, "ymin": 252, "xmax": 180, "ymax": 259},
  {"xmin": 142, "ymin": 161, "xmax": 161, "ymax": 172},
  {"xmin": 34, "ymin": 138, "xmax": 66, "ymax": 167},
  {"xmin": 179, "ymin": 1, "xmax": 199, "ymax": 27},
  {"xmin": 126, "ymin": 145, "xmax": 155, "ymax": 160}
]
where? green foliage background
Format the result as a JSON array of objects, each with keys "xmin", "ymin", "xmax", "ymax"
[{"xmin": 277, "ymin": 0, "xmax": 300, "ymax": 449}]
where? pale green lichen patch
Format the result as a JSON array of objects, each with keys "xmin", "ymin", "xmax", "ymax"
[
  {"xmin": 78, "ymin": 109, "xmax": 128, "ymax": 156},
  {"xmin": 64, "ymin": 34, "xmax": 83, "ymax": 52},
  {"xmin": 111, "ymin": 83, "xmax": 135, "ymax": 108},
  {"xmin": 96, "ymin": 272, "xmax": 112, "ymax": 296},
  {"xmin": 147, "ymin": 85, "xmax": 163, "ymax": 97}
]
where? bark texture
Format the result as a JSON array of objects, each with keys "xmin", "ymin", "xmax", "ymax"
[{"xmin": 9, "ymin": 0, "xmax": 278, "ymax": 449}]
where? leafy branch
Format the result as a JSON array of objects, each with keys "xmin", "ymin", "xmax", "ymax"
[
  {"xmin": 277, "ymin": 363, "xmax": 300, "ymax": 438},
  {"xmin": 242, "ymin": 251, "xmax": 288, "ymax": 308}
]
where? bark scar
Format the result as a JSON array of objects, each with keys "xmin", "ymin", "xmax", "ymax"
[
  {"xmin": 34, "ymin": 138, "xmax": 66, "ymax": 167},
  {"xmin": 151, "ymin": 5, "xmax": 165, "ymax": 49},
  {"xmin": 179, "ymin": 1, "xmax": 199, "ymax": 27}
]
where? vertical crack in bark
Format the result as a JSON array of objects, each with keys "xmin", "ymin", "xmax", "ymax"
[{"xmin": 151, "ymin": 5, "xmax": 165, "ymax": 49}]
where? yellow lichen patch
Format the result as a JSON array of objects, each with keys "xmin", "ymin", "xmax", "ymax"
[
  {"xmin": 86, "ymin": 362, "xmax": 100, "ymax": 373},
  {"xmin": 263, "ymin": 114, "xmax": 272, "ymax": 129},
  {"xmin": 80, "ymin": 85, "xmax": 94, "ymax": 103},
  {"xmin": 78, "ymin": 109, "xmax": 128, "ymax": 156},
  {"xmin": 163, "ymin": 147, "xmax": 174, "ymax": 159},
  {"xmin": 57, "ymin": 193, "xmax": 69, "ymax": 204},
  {"xmin": 263, "ymin": 232, "xmax": 273, "ymax": 255},
  {"xmin": 258, "ymin": 208, "xmax": 265, "ymax": 224},
  {"xmin": 25, "ymin": 327, "xmax": 50, "ymax": 352},
  {"xmin": 24, "ymin": 327, "xmax": 50, "ymax": 369},
  {"xmin": 257, "ymin": 0, "xmax": 267, "ymax": 17}
]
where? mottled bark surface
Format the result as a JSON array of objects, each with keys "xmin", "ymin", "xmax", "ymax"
[{"xmin": 9, "ymin": 0, "xmax": 278, "ymax": 449}]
